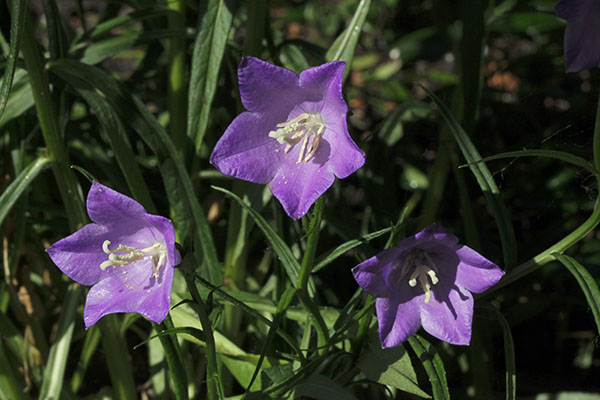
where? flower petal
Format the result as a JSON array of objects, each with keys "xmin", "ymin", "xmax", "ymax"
[
  {"xmin": 269, "ymin": 154, "xmax": 336, "ymax": 219},
  {"xmin": 421, "ymin": 286, "xmax": 473, "ymax": 345},
  {"xmin": 83, "ymin": 264, "xmax": 174, "ymax": 328},
  {"xmin": 562, "ymin": 4, "xmax": 600, "ymax": 72},
  {"xmin": 145, "ymin": 214, "xmax": 179, "ymax": 267},
  {"xmin": 415, "ymin": 223, "xmax": 459, "ymax": 248},
  {"xmin": 86, "ymin": 181, "xmax": 147, "ymax": 227},
  {"xmin": 454, "ymin": 245, "xmax": 504, "ymax": 293},
  {"xmin": 210, "ymin": 112, "xmax": 286, "ymax": 184},
  {"xmin": 46, "ymin": 223, "xmax": 109, "ymax": 286},
  {"xmin": 238, "ymin": 56, "xmax": 300, "ymax": 113},
  {"xmin": 376, "ymin": 296, "xmax": 422, "ymax": 348},
  {"xmin": 299, "ymin": 61, "xmax": 347, "ymax": 112},
  {"xmin": 555, "ymin": 0, "xmax": 586, "ymax": 20},
  {"xmin": 352, "ymin": 247, "xmax": 403, "ymax": 297}
]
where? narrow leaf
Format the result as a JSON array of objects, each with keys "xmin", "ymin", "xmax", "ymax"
[
  {"xmin": 0, "ymin": 154, "xmax": 52, "ymax": 227},
  {"xmin": 420, "ymin": 84, "xmax": 517, "ymax": 268},
  {"xmin": 407, "ymin": 335, "xmax": 449, "ymax": 400},
  {"xmin": 313, "ymin": 226, "xmax": 392, "ymax": 272},
  {"xmin": 188, "ymin": 0, "xmax": 234, "ymax": 153},
  {"xmin": 212, "ymin": 186, "xmax": 302, "ymax": 287},
  {"xmin": 553, "ymin": 253, "xmax": 600, "ymax": 335},
  {"xmin": 0, "ymin": 0, "xmax": 27, "ymax": 120},
  {"xmin": 461, "ymin": 149, "xmax": 596, "ymax": 174},
  {"xmin": 325, "ymin": 0, "xmax": 371, "ymax": 67}
]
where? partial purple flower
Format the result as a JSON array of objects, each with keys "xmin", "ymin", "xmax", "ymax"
[
  {"xmin": 555, "ymin": 0, "xmax": 600, "ymax": 72},
  {"xmin": 210, "ymin": 56, "xmax": 365, "ymax": 219},
  {"xmin": 46, "ymin": 182, "xmax": 180, "ymax": 328},
  {"xmin": 352, "ymin": 224, "xmax": 503, "ymax": 348}
]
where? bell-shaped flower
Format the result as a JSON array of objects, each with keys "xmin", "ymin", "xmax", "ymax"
[
  {"xmin": 555, "ymin": 0, "xmax": 600, "ymax": 72},
  {"xmin": 46, "ymin": 182, "xmax": 180, "ymax": 328},
  {"xmin": 210, "ymin": 56, "xmax": 365, "ymax": 219},
  {"xmin": 352, "ymin": 224, "xmax": 503, "ymax": 348}
]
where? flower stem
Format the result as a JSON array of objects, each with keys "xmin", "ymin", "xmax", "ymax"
[
  {"xmin": 489, "ymin": 85, "xmax": 600, "ymax": 293},
  {"xmin": 296, "ymin": 198, "xmax": 329, "ymax": 352},
  {"xmin": 167, "ymin": 0, "xmax": 187, "ymax": 156},
  {"xmin": 183, "ymin": 256, "xmax": 223, "ymax": 400}
]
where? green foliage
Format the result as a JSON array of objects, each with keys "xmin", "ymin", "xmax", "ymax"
[{"xmin": 2, "ymin": 0, "xmax": 600, "ymax": 399}]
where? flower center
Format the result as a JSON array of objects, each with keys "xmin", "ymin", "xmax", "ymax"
[
  {"xmin": 100, "ymin": 240, "xmax": 166, "ymax": 279},
  {"xmin": 268, "ymin": 112, "xmax": 326, "ymax": 164},
  {"xmin": 399, "ymin": 248, "xmax": 440, "ymax": 304}
]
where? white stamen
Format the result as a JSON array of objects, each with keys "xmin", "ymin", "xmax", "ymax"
[
  {"xmin": 99, "ymin": 239, "xmax": 166, "ymax": 280},
  {"xmin": 400, "ymin": 248, "xmax": 441, "ymax": 304},
  {"xmin": 268, "ymin": 112, "xmax": 326, "ymax": 163}
]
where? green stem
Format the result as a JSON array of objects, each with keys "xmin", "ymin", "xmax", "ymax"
[
  {"xmin": 295, "ymin": 199, "xmax": 329, "ymax": 351},
  {"xmin": 183, "ymin": 258, "xmax": 223, "ymax": 400},
  {"xmin": 489, "ymin": 86, "xmax": 600, "ymax": 293},
  {"xmin": 167, "ymin": 0, "xmax": 187, "ymax": 155},
  {"xmin": 153, "ymin": 318, "xmax": 188, "ymax": 400}
]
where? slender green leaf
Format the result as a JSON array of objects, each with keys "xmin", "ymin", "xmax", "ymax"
[
  {"xmin": 153, "ymin": 318, "xmax": 189, "ymax": 400},
  {"xmin": 0, "ymin": 154, "xmax": 52, "ymax": 227},
  {"xmin": 245, "ymin": 287, "xmax": 297, "ymax": 395},
  {"xmin": 188, "ymin": 0, "xmax": 234, "ymax": 153},
  {"xmin": 325, "ymin": 0, "xmax": 371, "ymax": 68},
  {"xmin": 135, "ymin": 327, "xmax": 206, "ymax": 349},
  {"xmin": 480, "ymin": 305, "xmax": 516, "ymax": 400},
  {"xmin": 70, "ymin": 326, "xmax": 101, "ymax": 393},
  {"xmin": 0, "ymin": 0, "xmax": 27, "ymax": 120},
  {"xmin": 0, "ymin": 69, "xmax": 34, "ymax": 128},
  {"xmin": 313, "ymin": 226, "xmax": 392, "ymax": 272},
  {"xmin": 553, "ymin": 253, "xmax": 600, "ymax": 335},
  {"xmin": 461, "ymin": 149, "xmax": 597, "ymax": 174},
  {"xmin": 212, "ymin": 186, "xmax": 302, "ymax": 287},
  {"xmin": 38, "ymin": 285, "xmax": 82, "ymax": 400},
  {"xmin": 0, "ymin": 342, "xmax": 25, "ymax": 400},
  {"xmin": 407, "ymin": 335, "xmax": 450, "ymax": 400},
  {"xmin": 76, "ymin": 89, "xmax": 156, "ymax": 212},
  {"xmin": 43, "ymin": 0, "xmax": 68, "ymax": 59},
  {"xmin": 420, "ymin": 84, "xmax": 517, "ymax": 268},
  {"xmin": 195, "ymin": 275, "xmax": 304, "ymax": 359}
]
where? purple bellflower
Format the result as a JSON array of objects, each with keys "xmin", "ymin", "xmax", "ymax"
[
  {"xmin": 46, "ymin": 182, "xmax": 179, "ymax": 328},
  {"xmin": 555, "ymin": 0, "xmax": 600, "ymax": 72},
  {"xmin": 352, "ymin": 224, "xmax": 503, "ymax": 348},
  {"xmin": 210, "ymin": 57, "xmax": 365, "ymax": 219}
]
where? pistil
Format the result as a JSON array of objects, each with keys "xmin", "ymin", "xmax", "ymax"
[
  {"xmin": 269, "ymin": 112, "xmax": 326, "ymax": 164},
  {"xmin": 100, "ymin": 240, "xmax": 166, "ymax": 279}
]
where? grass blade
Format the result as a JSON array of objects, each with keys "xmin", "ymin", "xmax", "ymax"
[
  {"xmin": 187, "ymin": 0, "xmax": 234, "ymax": 153},
  {"xmin": 553, "ymin": 253, "xmax": 600, "ymax": 335},
  {"xmin": 212, "ymin": 186, "xmax": 302, "ymax": 288},
  {"xmin": 407, "ymin": 335, "xmax": 449, "ymax": 400},
  {"xmin": 461, "ymin": 149, "xmax": 596, "ymax": 174},
  {"xmin": 420, "ymin": 84, "xmax": 517, "ymax": 268},
  {"xmin": 38, "ymin": 285, "xmax": 81, "ymax": 400},
  {"xmin": 325, "ymin": 0, "xmax": 371, "ymax": 68},
  {"xmin": 0, "ymin": 0, "xmax": 27, "ymax": 120},
  {"xmin": 313, "ymin": 226, "xmax": 392, "ymax": 272},
  {"xmin": 0, "ymin": 154, "xmax": 52, "ymax": 227}
]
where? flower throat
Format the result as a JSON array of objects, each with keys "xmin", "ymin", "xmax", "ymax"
[
  {"xmin": 398, "ymin": 248, "xmax": 440, "ymax": 304},
  {"xmin": 269, "ymin": 112, "xmax": 325, "ymax": 164}
]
